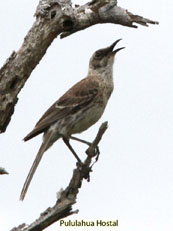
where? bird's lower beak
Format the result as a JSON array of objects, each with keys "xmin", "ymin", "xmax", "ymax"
[
  {"xmin": 112, "ymin": 46, "xmax": 125, "ymax": 54},
  {"xmin": 109, "ymin": 39, "xmax": 125, "ymax": 55}
]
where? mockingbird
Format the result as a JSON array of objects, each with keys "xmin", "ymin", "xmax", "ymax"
[{"xmin": 20, "ymin": 39, "xmax": 124, "ymax": 200}]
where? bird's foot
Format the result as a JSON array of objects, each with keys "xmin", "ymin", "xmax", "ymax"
[
  {"xmin": 70, "ymin": 135, "xmax": 100, "ymax": 161},
  {"xmin": 86, "ymin": 145, "xmax": 100, "ymax": 162}
]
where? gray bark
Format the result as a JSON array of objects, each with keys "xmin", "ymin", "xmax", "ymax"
[{"xmin": 0, "ymin": 0, "xmax": 158, "ymax": 133}]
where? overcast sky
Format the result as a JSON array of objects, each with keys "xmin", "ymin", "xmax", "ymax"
[{"xmin": 0, "ymin": 0, "xmax": 173, "ymax": 231}]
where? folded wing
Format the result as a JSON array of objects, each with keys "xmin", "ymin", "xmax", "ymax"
[{"xmin": 24, "ymin": 77, "xmax": 99, "ymax": 141}]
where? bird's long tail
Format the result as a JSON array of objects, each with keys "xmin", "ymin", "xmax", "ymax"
[{"xmin": 20, "ymin": 131, "xmax": 53, "ymax": 201}]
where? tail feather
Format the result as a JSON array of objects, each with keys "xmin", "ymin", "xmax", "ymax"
[{"xmin": 20, "ymin": 131, "xmax": 53, "ymax": 201}]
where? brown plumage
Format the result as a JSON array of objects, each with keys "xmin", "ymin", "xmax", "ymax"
[
  {"xmin": 20, "ymin": 39, "xmax": 124, "ymax": 200},
  {"xmin": 24, "ymin": 77, "xmax": 99, "ymax": 141}
]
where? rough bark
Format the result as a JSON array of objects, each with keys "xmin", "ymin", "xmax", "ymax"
[
  {"xmin": 10, "ymin": 122, "xmax": 108, "ymax": 231},
  {"xmin": 0, "ymin": 0, "xmax": 158, "ymax": 133}
]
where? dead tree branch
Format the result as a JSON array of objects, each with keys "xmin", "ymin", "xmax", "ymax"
[
  {"xmin": 0, "ymin": 167, "xmax": 8, "ymax": 175},
  {"xmin": 10, "ymin": 122, "xmax": 108, "ymax": 231},
  {"xmin": 0, "ymin": 0, "xmax": 158, "ymax": 133}
]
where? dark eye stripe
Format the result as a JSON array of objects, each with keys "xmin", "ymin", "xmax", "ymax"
[{"xmin": 96, "ymin": 50, "xmax": 103, "ymax": 57}]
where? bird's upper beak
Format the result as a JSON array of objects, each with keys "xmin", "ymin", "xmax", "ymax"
[{"xmin": 107, "ymin": 39, "xmax": 125, "ymax": 55}]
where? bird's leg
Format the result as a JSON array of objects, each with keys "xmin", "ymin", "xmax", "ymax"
[
  {"xmin": 62, "ymin": 137, "xmax": 83, "ymax": 165},
  {"xmin": 62, "ymin": 137, "xmax": 92, "ymax": 180},
  {"xmin": 70, "ymin": 136, "xmax": 100, "ymax": 160},
  {"xmin": 70, "ymin": 136, "xmax": 91, "ymax": 146}
]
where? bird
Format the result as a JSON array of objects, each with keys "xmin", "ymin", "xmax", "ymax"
[{"xmin": 20, "ymin": 39, "xmax": 124, "ymax": 200}]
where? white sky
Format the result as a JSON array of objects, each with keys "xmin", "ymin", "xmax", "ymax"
[{"xmin": 0, "ymin": 0, "xmax": 173, "ymax": 231}]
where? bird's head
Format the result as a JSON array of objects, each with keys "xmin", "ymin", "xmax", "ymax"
[{"xmin": 89, "ymin": 39, "xmax": 125, "ymax": 74}]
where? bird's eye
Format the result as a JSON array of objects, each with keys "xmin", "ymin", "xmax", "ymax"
[{"xmin": 95, "ymin": 50, "xmax": 103, "ymax": 58}]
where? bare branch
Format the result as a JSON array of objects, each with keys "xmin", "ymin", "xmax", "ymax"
[
  {"xmin": 61, "ymin": 4, "xmax": 158, "ymax": 38},
  {"xmin": 0, "ymin": 167, "xmax": 9, "ymax": 175},
  {"xmin": 10, "ymin": 122, "xmax": 108, "ymax": 231}
]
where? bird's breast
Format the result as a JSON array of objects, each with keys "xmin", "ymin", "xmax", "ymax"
[{"xmin": 70, "ymin": 103, "xmax": 106, "ymax": 134}]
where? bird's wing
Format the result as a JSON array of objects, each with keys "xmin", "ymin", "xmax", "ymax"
[{"xmin": 24, "ymin": 77, "xmax": 99, "ymax": 141}]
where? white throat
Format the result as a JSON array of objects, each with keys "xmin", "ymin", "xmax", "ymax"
[{"xmin": 88, "ymin": 64, "xmax": 114, "ymax": 83}]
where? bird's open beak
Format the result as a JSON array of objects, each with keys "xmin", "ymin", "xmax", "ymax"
[{"xmin": 109, "ymin": 39, "xmax": 125, "ymax": 55}]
